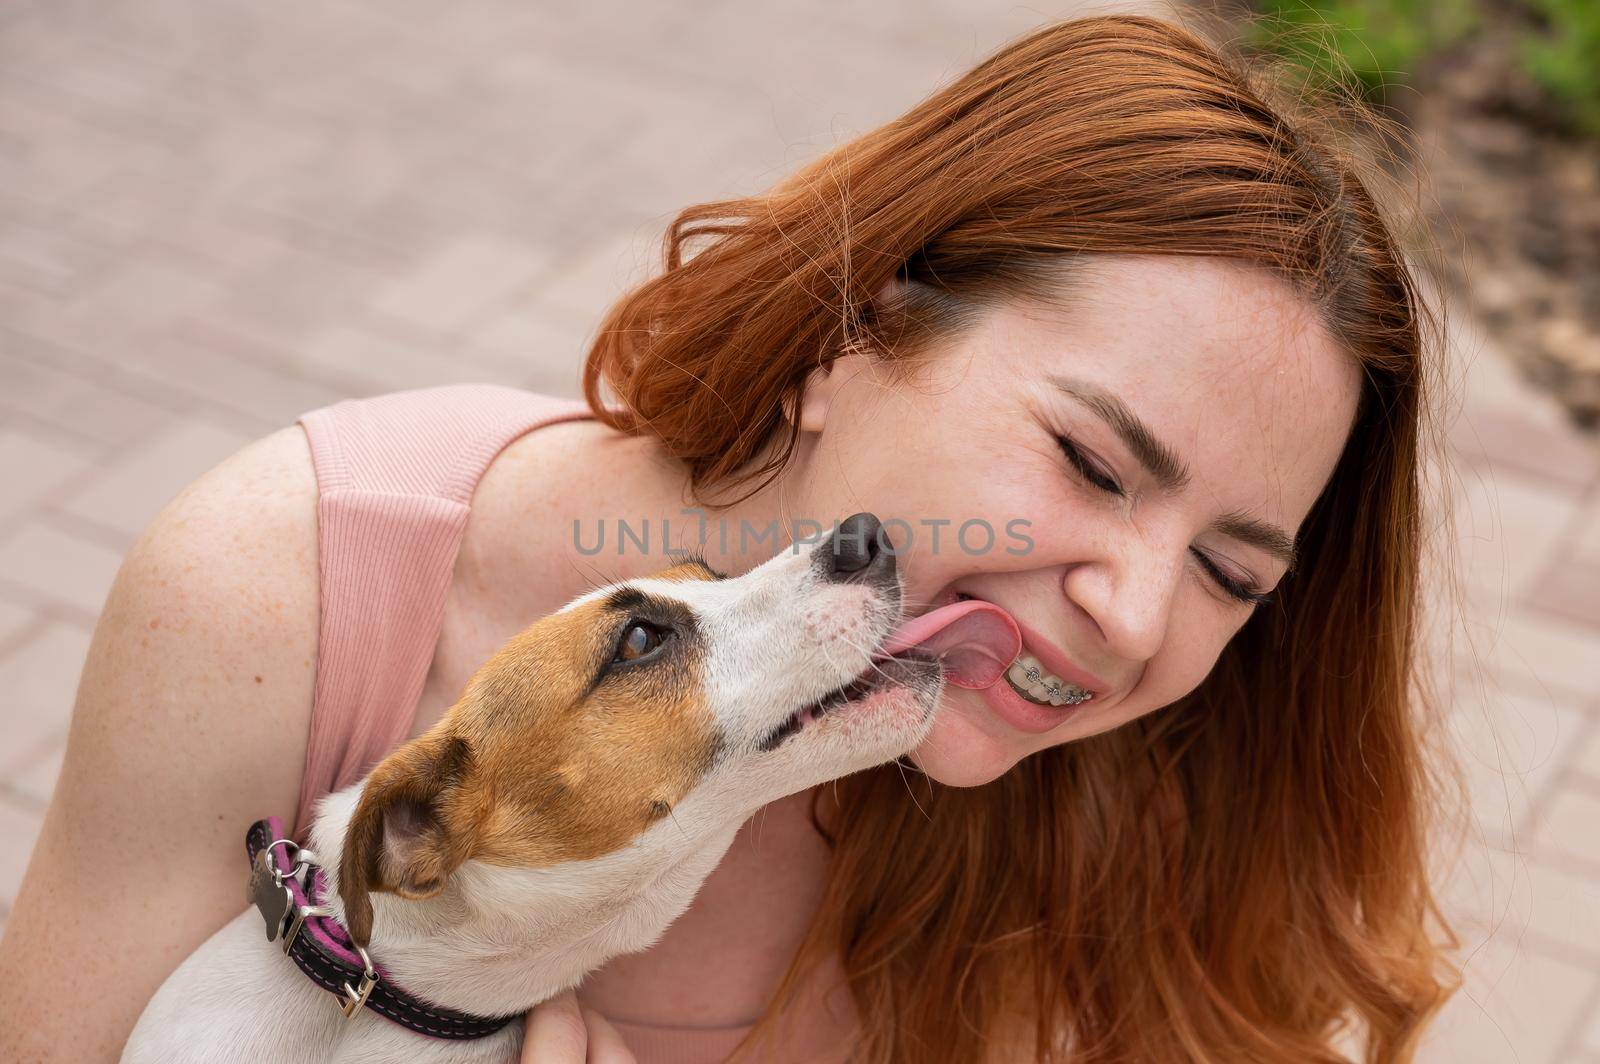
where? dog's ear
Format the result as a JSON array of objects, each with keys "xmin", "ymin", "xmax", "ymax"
[{"xmin": 340, "ymin": 732, "xmax": 479, "ymax": 946}]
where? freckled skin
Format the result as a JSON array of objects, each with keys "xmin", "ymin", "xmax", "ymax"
[{"xmin": 778, "ymin": 255, "xmax": 1362, "ymax": 785}]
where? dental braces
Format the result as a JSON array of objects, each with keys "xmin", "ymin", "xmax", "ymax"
[{"xmin": 1022, "ymin": 665, "xmax": 1091, "ymax": 705}]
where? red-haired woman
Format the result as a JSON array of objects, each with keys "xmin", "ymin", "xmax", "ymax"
[{"xmin": 1, "ymin": 14, "xmax": 1459, "ymax": 1064}]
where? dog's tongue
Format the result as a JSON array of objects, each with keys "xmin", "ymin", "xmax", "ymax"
[{"xmin": 876, "ymin": 600, "xmax": 1021, "ymax": 689}]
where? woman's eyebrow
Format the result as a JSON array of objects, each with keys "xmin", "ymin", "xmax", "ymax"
[
  {"xmin": 1048, "ymin": 375, "xmax": 1298, "ymax": 571},
  {"xmin": 1215, "ymin": 511, "xmax": 1298, "ymax": 572},
  {"xmin": 1050, "ymin": 375, "xmax": 1191, "ymax": 491}
]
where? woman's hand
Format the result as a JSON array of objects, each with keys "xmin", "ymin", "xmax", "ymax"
[{"xmin": 522, "ymin": 991, "xmax": 637, "ymax": 1063}]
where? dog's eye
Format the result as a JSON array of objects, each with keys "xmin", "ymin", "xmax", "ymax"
[{"xmin": 614, "ymin": 621, "xmax": 667, "ymax": 663}]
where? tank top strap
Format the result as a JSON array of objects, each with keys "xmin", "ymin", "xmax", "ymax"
[{"xmin": 292, "ymin": 384, "xmax": 592, "ymax": 836}]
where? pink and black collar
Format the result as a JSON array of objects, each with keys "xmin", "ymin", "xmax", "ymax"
[{"xmin": 245, "ymin": 817, "xmax": 516, "ymax": 1040}]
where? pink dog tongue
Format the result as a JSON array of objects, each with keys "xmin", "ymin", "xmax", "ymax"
[{"xmin": 877, "ymin": 600, "xmax": 1021, "ymax": 689}]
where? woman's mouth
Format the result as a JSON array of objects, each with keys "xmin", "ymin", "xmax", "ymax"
[
  {"xmin": 948, "ymin": 592, "xmax": 1098, "ymax": 708},
  {"xmin": 1004, "ymin": 654, "xmax": 1093, "ymax": 707}
]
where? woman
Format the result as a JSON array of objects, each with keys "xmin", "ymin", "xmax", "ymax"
[{"xmin": 0, "ymin": 13, "xmax": 1459, "ymax": 1063}]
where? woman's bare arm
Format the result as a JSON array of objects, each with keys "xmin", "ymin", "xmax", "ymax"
[{"xmin": 0, "ymin": 427, "xmax": 321, "ymax": 1063}]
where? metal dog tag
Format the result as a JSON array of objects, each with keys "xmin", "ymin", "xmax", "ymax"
[{"xmin": 248, "ymin": 848, "xmax": 291, "ymax": 942}]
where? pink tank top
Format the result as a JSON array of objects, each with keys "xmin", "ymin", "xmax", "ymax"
[{"xmin": 294, "ymin": 384, "xmax": 756, "ymax": 1063}]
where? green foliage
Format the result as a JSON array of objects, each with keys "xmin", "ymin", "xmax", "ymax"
[
  {"xmin": 1519, "ymin": 0, "xmax": 1600, "ymax": 136},
  {"xmin": 1251, "ymin": 0, "xmax": 1600, "ymax": 139},
  {"xmin": 1249, "ymin": 0, "xmax": 1480, "ymax": 99}
]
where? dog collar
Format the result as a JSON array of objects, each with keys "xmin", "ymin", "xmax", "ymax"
[{"xmin": 245, "ymin": 817, "xmax": 517, "ymax": 1040}]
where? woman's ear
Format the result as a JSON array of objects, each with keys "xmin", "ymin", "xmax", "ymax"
[
  {"xmin": 788, "ymin": 277, "xmax": 908, "ymax": 434},
  {"xmin": 339, "ymin": 733, "xmax": 479, "ymax": 946},
  {"xmin": 790, "ymin": 352, "xmax": 874, "ymax": 435}
]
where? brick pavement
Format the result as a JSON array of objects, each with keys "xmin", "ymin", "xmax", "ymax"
[{"xmin": 0, "ymin": 0, "xmax": 1596, "ymax": 1058}]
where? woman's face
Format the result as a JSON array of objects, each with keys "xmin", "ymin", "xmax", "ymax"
[{"xmin": 785, "ymin": 254, "xmax": 1362, "ymax": 785}]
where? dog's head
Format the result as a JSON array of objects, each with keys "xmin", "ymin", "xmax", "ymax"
[{"xmin": 339, "ymin": 513, "xmax": 943, "ymax": 944}]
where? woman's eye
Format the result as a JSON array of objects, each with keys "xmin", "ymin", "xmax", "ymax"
[
  {"xmin": 1055, "ymin": 431, "xmax": 1271, "ymax": 608},
  {"xmin": 615, "ymin": 621, "xmax": 667, "ymax": 662},
  {"xmin": 1056, "ymin": 435, "xmax": 1124, "ymax": 496},
  {"xmin": 1191, "ymin": 550, "xmax": 1273, "ymax": 607}
]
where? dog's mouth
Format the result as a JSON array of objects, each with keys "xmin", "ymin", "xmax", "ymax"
[
  {"xmin": 756, "ymin": 654, "xmax": 935, "ymax": 753},
  {"xmin": 753, "ymin": 598, "xmax": 1020, "ymax": 754}
]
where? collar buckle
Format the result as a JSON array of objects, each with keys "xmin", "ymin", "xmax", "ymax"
[
  {"xmin": 338, "ymin": 943, "xmax": 380, "ymax": 1019},
  {"xmin": 283, "ymin": 902, "xmax": 334, "ymax": 955},
  {"xmin": 246, "ymin": 816, "xmax": 511, "ymax": 1040}
]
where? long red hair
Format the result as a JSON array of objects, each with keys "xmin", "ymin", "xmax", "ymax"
[{"xmin": 583, "ymin": 13, "xmax": 1460, "ymax": 1062}]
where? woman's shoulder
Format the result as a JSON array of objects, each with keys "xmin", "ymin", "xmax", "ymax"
[
  {"xmin": 464, "ymin": 411, "xmax": 687, "ymax": 594},
  {"xmin": 132, "ymin": 425, "xmax": 321, "ymax": 669},
  {"xmin": 0, "ymin": 424, "xmax": 322, "ymax": 1061},
  {"xmin": 171, "ymin": 423, "xmax": 320, "ymax": 541},
  {"xmin": 76, "ymin": 421, "xmax": 322, "ymax": 823}
]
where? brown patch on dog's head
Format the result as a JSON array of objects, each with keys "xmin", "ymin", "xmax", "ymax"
[
  {"xmin": 339, "ymin": 562, "xmax": 725, "ymax": 945},
  {"xmin": 650, "ymin": 556, "xmax": 727, "ymax": 582}
]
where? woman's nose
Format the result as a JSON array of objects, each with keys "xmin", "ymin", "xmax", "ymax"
[{"xmin": 1065, "ymin": 537, "xmax": 1185, "ymax": 663}]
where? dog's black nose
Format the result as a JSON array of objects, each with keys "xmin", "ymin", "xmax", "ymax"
[{"xmin": 818, "ymin": 512, "xmax": 895, "ymax": 584}]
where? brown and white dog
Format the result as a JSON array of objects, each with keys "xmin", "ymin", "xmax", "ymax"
[{"xmin": 122, "ymin": 514, "xmax": 1016, "ymax": 1064}]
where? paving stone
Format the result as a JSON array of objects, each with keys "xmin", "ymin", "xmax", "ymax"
[
  {"xmin": 1528, "ymin": 558, "xmax": 1600, "ymax": 628},
  {"xmin": 8, "ymin": 737, "xmax": 65, "ymax": 810},
  {"xmin": 0, "ymin": 347, "xmax": 176, "ymax": 448},
  {"xmin": 592, "ymin": 91, "xmax": 780, "ymax": 221},
  {"xmin": 0, "ymin": 215, "xmax": 123, "ymax": 298},
  {"xmin": 1517, "ymin": 858, "xmax": 1600, "ymax": 964},
  {"xmin": 19, "ymin": 245, "xmax": 226, "ymax": 358},
  {"xmin": 372, "ymin": 232, "xmax": 554, "ymax": 333},
  {"xmin": 0, "ymin": 93, "xmax": 144, "ymax": 208},
  {"xmin": 1446, "ymin": 842, "xmax": 1600, "ymax": 969},
  {"xmin": 1460, "ymin": 606, "xmax": 1600, "ymax": 703},
  {"xmin": 0, "ymin": 622, "xmax": 91, "ymax": 777},
  {"xmin": 1421, "ymin": 926, "xmax": 1600, "ymax": 1064},
  {"xmin": 0, "ymin": 796, "xmax": 44, "ymax": 910},
  {"xmin": 536, "ymin": 232, "xmax": 657, "ymax": 322},
  {"xmin": 397, "ymin": 159, "xmax": 577, "ymax": 250},
  {"xmin": 1585, "ymin": 1006, "xmax": 1600, "ymax": 1057},
  {"xmin": 123, "ymin": 320, "xmax": 348, "ymax": 431},
  {"xmin": 291, "ymin": 320, "xmax": 526, "ymax": 394},
  {"xmin": 464, "ymin": 301, "xmax": 593, "ymax": 396},
  {"xmin": 0, "ymin": 523, "xmax": 124, "ymax": 616},
  {"xmin": 157, "ymin": 204, "xmax": 327, "ymax": 276},
  {"xmin": 1450, "ymin": 405, "xmax": 1600, "ymax": 489},
  {"xmin": 458, "ymin": 61, "xmax": 651, "ymax": 189},
  {"xmin": 59, "ymin": 417, "xmax": 252, "ymax": 538},
  {"xmin": 4, "ymin": 42, "xmax": 209, "ymax": 148},
  {"xmin": 0, "ymin": 428, "xmax": 94, "ymax": 525},
  {"xmin": 1452, "ymin": 471, "xmax": 1582, "ymax": 604},
  {"xmin": 1452, "ymin": 313, "xmax": 1577, "ymax": 431},
  {"xmin": 1574, "ymin": 720, "xmax": 1600, "ymax": 785},
  {"xmin": 62, "ymin": 170, "xmax": 207, "ymax": 245},
  {"xmin": 1532, "ymin": 784, "xmax": 1600, "ymax": 873},
  {"xmin": 194, "ymin": 243, "xmax": 391, "ymax": 353},
  {"xmin": 0, "ymin": 597, "xmax": 33, "ymax": 647},
  {"xmin": 1446, "ymin": 674, "xmax": 1578, "ymax": 850},
  {"xmin": 1574, "ymin": 493, "xmax": 1600, "ymax": 570}
]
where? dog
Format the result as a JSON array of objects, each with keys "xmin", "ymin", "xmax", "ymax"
[{"xmin": 121, "ymin": 513, "xmax": 1017, "ymax": 1063}]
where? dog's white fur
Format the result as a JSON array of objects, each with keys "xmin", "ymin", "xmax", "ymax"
[{"xmin": 123, "ymin": 536, "xmax": 939, "ymax": 1063}]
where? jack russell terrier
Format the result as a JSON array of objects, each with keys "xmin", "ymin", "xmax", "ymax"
[{"xmin": 122, "ymin": 512, "xmax": 1020, "ymax": 1064}]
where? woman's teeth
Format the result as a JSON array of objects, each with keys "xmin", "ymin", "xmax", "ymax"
[{"xmin": 1005, "ymin": 654, "xmax": 1093, "ymax": 707}]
